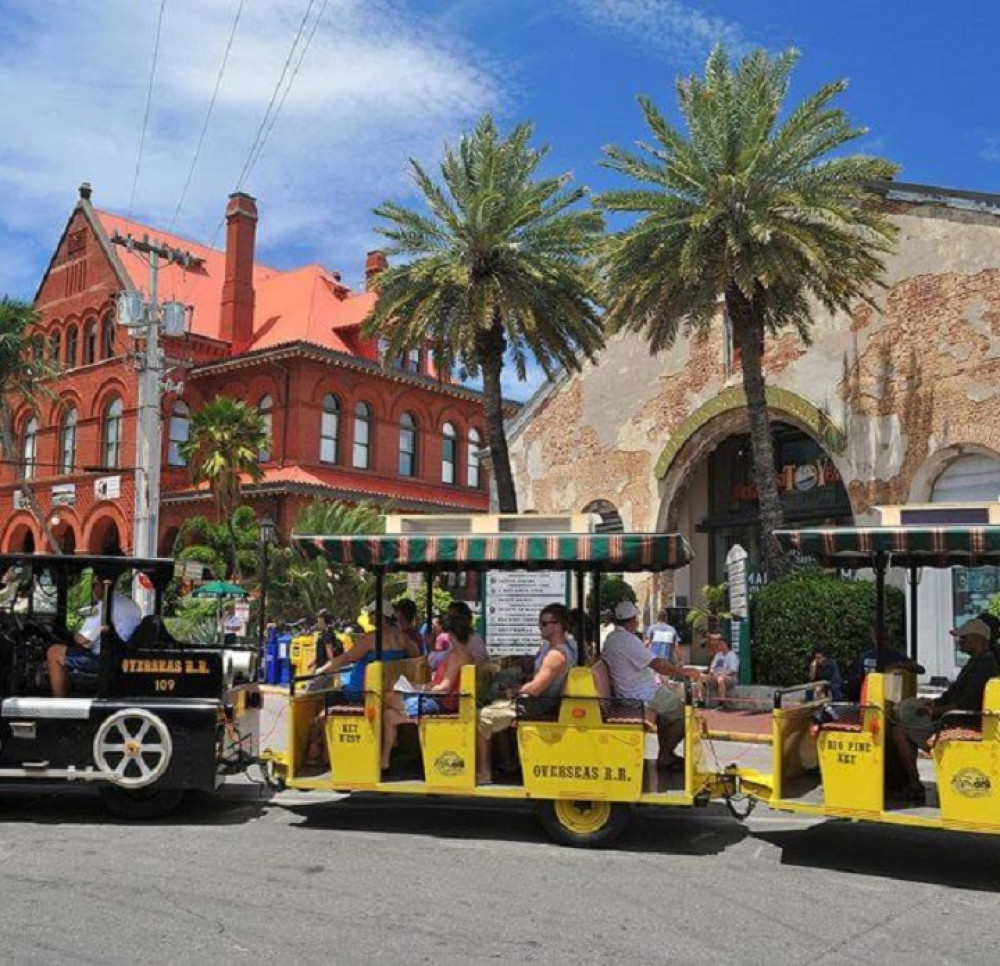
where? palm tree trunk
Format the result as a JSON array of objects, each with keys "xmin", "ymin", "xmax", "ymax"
[
  {"xmin": 0, "ymin": 410, "xmax": 61, "ymax": 552},
  {"xmin": 726, "ymin": 287, "xmax": 787, "ymax": 578},
  {"xmin": 476, "ymin": 318, "xmax": 518, "ymax": 513}
]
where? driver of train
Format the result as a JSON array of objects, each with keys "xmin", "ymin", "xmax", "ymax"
[{"xmin": 46, "ymin": 579, "xmax": 141, "ymax": 697}]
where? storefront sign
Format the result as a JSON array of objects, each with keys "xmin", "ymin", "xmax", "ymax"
[
  {"xmin": 94, "ymin": 476, "xmax": 121, "ymax": 500},
  {"xmin": 484, "ymin": 570, "xmax": 568, "ymax": 656},
  {"xmin": 51, "ymin": 483, "xmax": 76, "ymax": 506},
  {"xmin": 12, "ymin": 488, "xmax": 26, "ymax": 510}
]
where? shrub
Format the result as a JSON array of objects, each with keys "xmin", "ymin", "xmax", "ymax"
[
  {"xmin": 586, "ymin": 575, "xmax": 636, "ymax": 614},
  {"xmin": 750, "ymin": 570, "xmax": 905, "ymax": 687}
]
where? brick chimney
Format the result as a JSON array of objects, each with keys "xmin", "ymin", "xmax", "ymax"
[
  {"xmin": 365, "ymin": 249, "xmax": 388, "ymax": 290},
  {"xmin": 220, "ymin": 192, "xmax": 258, "ymax": 347}
]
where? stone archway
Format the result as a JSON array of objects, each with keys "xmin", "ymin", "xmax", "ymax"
[
  {"xmin": 1, "ymin": 516, "xmax": 41, "ymax": 553},
  {"xmin": 84, "ymin": 510, "xmax": 128, "ymax": 555}
]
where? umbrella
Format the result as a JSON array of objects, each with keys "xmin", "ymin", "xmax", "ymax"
[{"xmin": 189, "ymin": 580, "xmax": 248, "ymax": 600}]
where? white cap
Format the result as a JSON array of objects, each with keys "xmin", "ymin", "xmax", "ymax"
[{"xmin": 614, "ymin": 600, "xmax": 641, "ymax": 621}]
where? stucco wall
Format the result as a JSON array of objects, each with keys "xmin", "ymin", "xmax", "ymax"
[{"xmin": 508, "ymin": 196, "xmax": 1000, "ymax": 537}]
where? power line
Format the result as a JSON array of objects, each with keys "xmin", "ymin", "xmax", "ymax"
[
  {"xmin": 128, "ymin": 0, "xmax": 169, "ymax": 219},
  {"xmin": 242, "ymin": 0, "xmax": 330, "ymax": 186},
  {"xmin": 169, "ymin": 0, "xmax": 247, "ymax": 230},
  {"xmin": 233, "ymin": 0, "xmax": 318, "ymax": 194}
]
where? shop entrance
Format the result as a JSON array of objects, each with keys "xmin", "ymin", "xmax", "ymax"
[{"xmin": 700, "ymin": 423, "xmax": 853, "ymax": 583}]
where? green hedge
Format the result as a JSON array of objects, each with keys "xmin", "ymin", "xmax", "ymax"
[{"xmin": 750, "ymin": 570, "xmax": 905, "ymax": 687}]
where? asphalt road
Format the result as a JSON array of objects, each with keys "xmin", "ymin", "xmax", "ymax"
[{"xmin": 0, "ymin": 781, "xmax": 998, "ymax": 965}]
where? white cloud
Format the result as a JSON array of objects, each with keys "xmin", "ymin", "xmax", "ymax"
[
  {"xmin": 978, "ymin": 130, "xmax": 1000, "ymax": 164},
  {"xmin": 564, "ymin": 0, "xmax": 749, "ymax": 62},
  {"xmin": 0, "ymin": 0, "xmax": 504, "ymax": 295}
]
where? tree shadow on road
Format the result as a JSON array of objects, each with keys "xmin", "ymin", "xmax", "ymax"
[
  {"xmin": 284, "ymin": 796, "xmax": 749, "ymax": 855},
  {"xmin": 753, "ymin": 820, "xmax": 1000, "ymax": 892}
]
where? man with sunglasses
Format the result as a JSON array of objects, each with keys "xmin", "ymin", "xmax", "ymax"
[{"xmin": 891, "ymin": 618, "xmax": 999, "ymax": 803}]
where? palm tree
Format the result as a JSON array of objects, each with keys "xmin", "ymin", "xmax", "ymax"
[
  {"xmin": 0, "ymin": 297, "xmax": 62, "ymax": 551},
  {"xmin": 598, "ymin": 45, "xmax": 898, "ymax": 576},
  {"xmin": 179, "ymin": 396, "xmax": 266, "ymax": 578},
  {"xmin": 364, "ymin": 114, "xmax": 606, "ymax": 512}
]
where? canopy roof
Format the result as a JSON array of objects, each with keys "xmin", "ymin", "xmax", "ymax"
[
  {"xmin": 293, "ymin": 532, "xmax": 693, "ymax": 573},
  {"xmin": 775, "ymin": 526, "xmax": 1000, "ymax": 569}
]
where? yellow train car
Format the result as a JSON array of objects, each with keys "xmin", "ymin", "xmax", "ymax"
[{"xmin": 281, "ymin": 530, "xmax": 713, "ymax": 846}]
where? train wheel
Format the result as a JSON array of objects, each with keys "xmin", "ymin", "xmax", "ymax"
[{"xmin": 538, "ymin": 799, "xmax": 631, "ymax": 848}]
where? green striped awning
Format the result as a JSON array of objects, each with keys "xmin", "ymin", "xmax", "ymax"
[
  {"xmin": 292, "ymin": 532, "xmax": 693, "ymax": 572},
  {"xmin": 776, "ymin": 526, "xmax": 1000, "ymax": 568}
]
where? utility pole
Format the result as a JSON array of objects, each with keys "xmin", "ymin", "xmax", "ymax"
[{"xmin": 110, "ymin": 231, "xmax": 194, "ymax": 612}]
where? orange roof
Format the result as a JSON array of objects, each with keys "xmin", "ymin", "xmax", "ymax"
[{"xmin": 93, "ymin": 210, "xmax": 374, "ymax": 352}]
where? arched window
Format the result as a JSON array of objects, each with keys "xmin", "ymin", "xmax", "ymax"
[
  {"xmin": 83, "ymin": 320, "xmax": 97, "ymax": 365},
  {"xmin": 258, "ymin": 394, "xmax": 273, "ymax": 462},
  {"xmin": 103, "ymin": 396, "xmax": 123, "ymax": 468},
  {"xmin": 22, "ymin": 417, "xmax": 38, "ymax": 480},
  {"xmin": 102, "ymin": 312, "xmax": 116, "ymax": 360},
  {"xmin": 59, "ymin": 407, "xmax": 78, "ymax": 475},
  {"xmin": 49, "ymin": 330, "xmax": 61, "ymax": 364},
  {"xmin": 441, "ymin": 422, "xmax": 457, "ymax": 485},
  {"xmin": 467, "ymin": 428, "xmax": 482, "ymax": 489},
  {"xmin": 353, "ymin": 402, "xmax": 372, "ymax": 469},
  {"xmin": 65, "ymin": 325, "xmax": 78, "ymax": 368},
  {"xmin": 168, "ymin": 400, "xmax": 190, "ymax": 467},
  {"xmin": 399, "ymin": 412, "xmax": 418, "ymax": 477},
  {"xmin": 320, "ymin": 394, "xmax": 340, "ymax": 464}
]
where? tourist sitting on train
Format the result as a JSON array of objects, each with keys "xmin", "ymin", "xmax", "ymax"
[
  {"xmin": 475, "ymin": 603, "xmax": 575, "ymax": 785},
  {"xmin": 303, "ymin": 608, "xmax": 416, "ymax": 765},
  {"xmin": 380, "ymin": 612, "xmax": 475, "ymax": 776},
  {"xmin": 807, "ymin": 645, "xmax": 843, "ymax": 700},
  {"xmin": 891, "ymin": 618, "xmax": 999, "ymax": 804},
  {"xmin": 392, "ymin": 597, "xmax": 424, "ymax": 655},
  {"xmin": 428, "ymin": 601, "xmax": 490, "ymax": 670},
  {"xmin": 602, "ymin": 601, "xmax": 693, "ymax": 771},
  {"xmin": 696, "ymin": 632, "xmax": 740, "ymax": 708},
  {"xmin": 47, "ymin": 578, "xmax": 141, "ymax": 698}
]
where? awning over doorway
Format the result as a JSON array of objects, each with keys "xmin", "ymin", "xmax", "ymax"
[{"xmin": 776, "ymin": 525, "xmax": 1000, "ymax": 569}]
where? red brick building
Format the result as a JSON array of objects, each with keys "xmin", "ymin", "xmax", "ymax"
[{"xmin": 0, "ymin": 184, "xmax": 492, "ymax": 555}]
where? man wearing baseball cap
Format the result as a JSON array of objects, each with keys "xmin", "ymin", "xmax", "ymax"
[
  {"xmin": 602, "ymin": 600, "xmax": 693, "ymax": 771},
  {"xmin": 890, "ymin": 617, "xmax": 999, "ymax": 803}
]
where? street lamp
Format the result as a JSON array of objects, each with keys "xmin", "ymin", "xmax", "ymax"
[{"xmin": 258, "ymin": 517, "xmax": 277, "ymax": 655}]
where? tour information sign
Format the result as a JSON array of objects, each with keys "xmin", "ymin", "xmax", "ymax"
[{"xmin": 484, "ymin": 570, "xmax": 569, "ymax": 656}]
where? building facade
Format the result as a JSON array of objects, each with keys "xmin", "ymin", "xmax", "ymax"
[
  {"xmin": 506, "ymin": 181, "xmax": 1000, "ymax": 679},
  {"xmin": 0, "ymin": 185, "xmax": 491, "ymax": 557}
]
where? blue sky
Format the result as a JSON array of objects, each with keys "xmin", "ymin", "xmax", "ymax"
[{"xmin": 1, "ymin": 0, "xmax": 997, "ymax": 400}]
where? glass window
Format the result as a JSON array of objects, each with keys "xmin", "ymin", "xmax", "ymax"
[
  {"xmin": 320, "ymin": 394, "xmax": 340, "ymax": 464},
  {"xmin": 22, "ymin": 417, "xmax": 38, "ymax": 480},
  {"xmin": 467, "ymin": 428, "xmax": 482, "ymax": 489},
  {"xmin": 353, "ymin": 402, "xmax": 372, "ymax": 469},
  {"xmin": 102, "ymin": 312, "xmax": 116, "ymax": 360},
  {"xmin": 65, "ymin": 326, "xmax": 78, "ymax": 367},
  {"xmin": 405, "ymin": 348, "xmax": 422, "ymax": 374},
  {"xmin": 168, "ymin": 400, "xmax": 190, "ymax": 467},
  {"xmin": 103, "ymin": 397, "xmax": 123, "ymax": 468},
  {"xmin": 60, "ymin": 408, "xmax": 78, "ymax": 475},
  {"xmin": 399, "ymin": 412, "xmax": 418, "ymax": 477},
  {"xmin": 442, "ymin": 422, "xmax": 457, "ymax": 485},
  {"xmin": 49, "ymin": 330, "xmax": 61, "ymax": 364},
  {"xmin": 83, "ymin": 320, "xmax": 97, "ymax": 365},
  {"xmin": 258, "ymin": 394, "xmax": 273, "ymax": 462}
]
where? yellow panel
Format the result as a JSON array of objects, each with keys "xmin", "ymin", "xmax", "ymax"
[
  {"xmin": 325, "ymin": 662, "xmax": 383, "ymax": 786},
  {"xmin": 419, "ymin": 664, "xmax": 477, "ymax": 791},
  {"xmin": 934, "ymin": 679, "xmax": 1000, "ymax": 830}
]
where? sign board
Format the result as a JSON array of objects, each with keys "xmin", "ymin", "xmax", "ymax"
[
  {"xmin": 12, "ymin": 488, "xmax": 26, "ymax": 511},
  {"xmin": 483, "ymin": 570, "xmax": 568, "ymax": 656},
  {"xmin": 726, "ymin": 544, "xmax": 749, "ymax": 619},
  {"xmin": 94, "ymin": 476, "xmax": 121, "ymax": 500},
  {"xmin": 51, "ymin": 483, "xmax": 76, "ymax": 507}
]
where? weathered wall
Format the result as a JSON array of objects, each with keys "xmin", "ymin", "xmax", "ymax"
[{"xmin": 508, "ymin": 194, "xmax": 1000, "ymax": 537}]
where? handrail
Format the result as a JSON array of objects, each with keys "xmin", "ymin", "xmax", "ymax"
[{"xmin": 773, "ymin": 681, "xmax": 829, "ymax": 710}]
